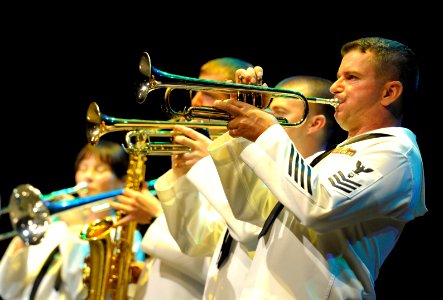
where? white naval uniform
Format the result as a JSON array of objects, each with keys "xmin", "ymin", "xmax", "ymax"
[
  {"xmin": 155, "ymin": 170, "xmax": 225, "ymax": 257},
  {"xmin": 0, "ymin": 220, "xmax": 144, "ymax": 300},
  {"xmin": 187, "ymin": 156, "xmax": 262, "ymax": 300},
  {"xmin": 208, "ymin": 125, "xmax": 427, "ymax": 300},
  {"xmin": 133, "ymin": 214, "xmax": 210, "ymax": 300},
  {"xmin": 155, "ymin": 159, "xmax": 262, "ymax": 300},
  {"xmin": 0, "ymin": 222, "xmax": 88, "ymax": 300}
]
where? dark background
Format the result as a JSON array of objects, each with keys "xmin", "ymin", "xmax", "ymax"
[{"xmin": 0, "ymin": 7, "xmax": 439, "ymax": 299}]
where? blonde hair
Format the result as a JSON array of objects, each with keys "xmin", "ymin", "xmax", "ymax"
[{"xmin": 200, "ymin": 57, "xmax": 253, "ymax": 82}]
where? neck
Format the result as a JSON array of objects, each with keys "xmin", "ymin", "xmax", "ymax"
[
  {"xmin": 347, "ymin": 119, "xmax": 401, "ymax": 139},
  {"xmin": 298, "ymin": 138, "xmax": 327, "ymax": 158}
]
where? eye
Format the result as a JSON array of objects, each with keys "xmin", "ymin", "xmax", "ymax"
[
  {"xmin": 95, "ymin": 164, "xmax": 112, "ymax": 173},
  {"xmin": 345, "ymin": 74, "xmax": 358, "ymax": 80},
  {"xmin": 77, "ymin": 164, "xmax": 88, "ymax": 172},
  {"xmin": 272, "ymin": 108, "xmax": 288, "ymax": 118}
]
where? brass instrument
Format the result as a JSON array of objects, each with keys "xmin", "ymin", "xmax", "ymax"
[
  {"xmin": 81, "ymin": 130, "xmax": 150, "ymax": 300},
  {"xmin": 0, "ymin": 182, "xmax": 89, "ymax": 244},
  {"xmin": 136, "ymin": 51, "xmax": 339, "ymax": 125},
  {"xmin": 0, "ymin": 179, "xmax": 156, "ymax": 243},
  {"xmin": 87, "ymin": 96, "xmax": 332, "ymax": 156},
  {"xmin": 87, "ymin": 101, "xmax": 227, "ymax": 149}
]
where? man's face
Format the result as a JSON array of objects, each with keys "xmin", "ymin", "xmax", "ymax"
[
  {"xmin": 330, "ymin": 49, "xmax": 386, "ymax": 135},
  {"xmin": 269, "ymin": 89, "xmax": 311, "ymax": 150}
]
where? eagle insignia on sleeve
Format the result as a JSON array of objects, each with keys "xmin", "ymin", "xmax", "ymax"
[{"xmin": 328, "ymin": 160, "xmax": 380, "ymax": 196}]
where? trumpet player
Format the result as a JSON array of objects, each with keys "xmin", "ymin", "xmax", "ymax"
[
  {"xmin": 0, "ymin": 140, "xmax": 145, "ymax": 300},
  {"xmin": 111, "ymin": 57, "xmax": 254, "ymax": 300},
  {"xmin": 162, "ymin": 73, "xmax": 340, "ymax": 300},
  {"xmin": 210, "ymin": 37, "xmax": 427, "ymax": 299}
]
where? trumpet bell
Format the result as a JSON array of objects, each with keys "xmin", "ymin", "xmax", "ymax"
[
  {"xmin": 86, "ymin": 101, "xmax": 226, "ymax": 153},
  {"xmin": 86, "ymin": 101, "xmax": 103, "ymax": 146},
  {"xmin": 136, "ymin": 51, "xmax": 338, "ymax": 126}
]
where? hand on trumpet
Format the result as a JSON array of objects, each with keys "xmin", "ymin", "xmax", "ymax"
[
  {"xmin": 217, "ymin": 66, "xmax": 279, "ymax": 141},
  {"xmin": 231, "ymin": 66, "xmax": 272, "ymax": 109},
  {"xmin": 171, "ymin": 124, "xmax": 213, "ymax": 178},
  {"xmin": 215, "ymin": 99, "xmax": 279, "ymax": 141}
]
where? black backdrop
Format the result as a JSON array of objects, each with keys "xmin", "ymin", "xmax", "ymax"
[{"xmin": 0, "ymin": 8, "xmax": 439, "ymax": 299}]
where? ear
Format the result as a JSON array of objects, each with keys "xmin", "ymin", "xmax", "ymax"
[
  {"xmin": 307, "ymin": 114, "xmax": 326, "ymax": 134},
  {"xmin": 381, "ymin": 80, "xmax": 403, "ymax": 107}
]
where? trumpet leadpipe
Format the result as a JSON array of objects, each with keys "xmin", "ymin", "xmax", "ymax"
[{"xmin": 307, "ymin": 97, "xmax": 339, "ymax": 107}]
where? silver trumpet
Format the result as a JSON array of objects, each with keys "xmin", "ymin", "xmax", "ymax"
[
  {"xmin": 0, "ymin": 179, "xmax": 157, "ymax": 245},
  {"xmin": 0, "ymin": 182, "xmax": 88, "ymax": 244},
  {"xmin": 136, "ymin": 51, "xmax": 339, "ymax": 126}
]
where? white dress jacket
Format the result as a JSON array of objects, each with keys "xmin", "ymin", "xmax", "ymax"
[
  {"xmin": 208, "ymin": 125, "xmax": 427, "ymax": 300},
  {"xmin": 156, "ymin": 157, "xmax": 261, "ymax": 300},
  {"xmin": 0, "ymin": 219, "xmax": 144, "ymax": 300},
  {"xmin": 133, "ymin": 214, "xmax": 210, "ymax": 300}
]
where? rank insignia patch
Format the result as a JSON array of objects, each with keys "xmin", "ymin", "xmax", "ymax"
[{"xmin": 328, "ymin": 160, "xmax": 381, "ymax": 196}]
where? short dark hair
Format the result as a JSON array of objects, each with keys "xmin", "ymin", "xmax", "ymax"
[
  {"xmin": 74, "ymin": 140, "xmax": 128, "ymax": 179},
  {"xmin": 275, "ymin": 75, "xmax": 344, "ymax": 147},
  {"xmin": 341, "ymin": 37, "xmax": 419, "ymax": 111}
]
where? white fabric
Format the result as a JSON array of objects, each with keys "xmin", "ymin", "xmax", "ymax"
[
  {"xmin": 208, "ymin": 125, "xmax": 427, "ymax": 300},
  {"xmin": 0, "ymin": 220, "xmax": 144, "ymax": 300},
  {"xmin": 156, "ymin": 156, "xmax": 261, "ymax": 299},
  {"xmin": 133, "ymin": 214, "xmax": 209, "ymax": 300},
  {"xmin": 188, "ymin": 156, "xmax": 261, "ymax": 300},
  {"xmin": 156, "ymin": 170, "xmax": 225, "ymax": 257}
]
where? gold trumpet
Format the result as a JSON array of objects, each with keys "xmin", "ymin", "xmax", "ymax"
[
  {"xmin": 136, "ymin": 51, "xmax": 339, "ymax": 125},
  {"xmin": 87, "ymin": 101, "xmax": 228, "ymax": 149}
]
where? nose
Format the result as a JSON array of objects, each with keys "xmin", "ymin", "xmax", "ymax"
[
  {"xmin": 191, "ymin": 92, "xmax": 204, "ymax": 107},
  {"xmin": 329, "ymin": 78, "xmax": 342, "ymax": 95},
  {"xmin": 77, "ymin": 168, "xmax": 95, "ymax": 183}
]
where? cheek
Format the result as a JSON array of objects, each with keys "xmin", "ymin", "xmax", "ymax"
[
  {"xmin": 201, "ymin": 98, "xmax": 216, "ymax": 106},
  {"xmin": 284, "ymin": 127, "xmax": 303, "ymax": 143},
  {"xmin": 287, "ymin": 110, "xmax": 306, "ymax": 124},
  {"xmin": 96, "ymin": 174, "xmax": 120, "ymax": 191},
  {"xmin": 75, "ymin": 173, "xmax": 84, "ymax": 184}
]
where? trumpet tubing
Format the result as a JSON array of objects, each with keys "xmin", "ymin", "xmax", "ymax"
[
  {"xmin": 87, "ymin": 102, "xmax": 228, "ymax": 148},
  {"xmin": 86, "ymin": 100, "xmax": 323, "ymax": 154},
  {"xmin": 136, "ymin": 51, "xmax": 339, "ymax": 125}
]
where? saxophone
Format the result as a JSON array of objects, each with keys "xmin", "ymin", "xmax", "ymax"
[{"xmin": 81, "ymin": 131, "xmax": 148, "ymax": 300}]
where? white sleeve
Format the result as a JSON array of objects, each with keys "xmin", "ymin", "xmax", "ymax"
[
  {"xmin": 187, "ymin": 156, "xmax": 262, "ymax": 250},
  {"xmin": 0, "ymin": 221, "xmax": 69, "ymax": 299},
  {"xmin": 208, "ymin": 132, "xmax": 278, "ymax": 228},
  {"xmin": 141, "ymin": 214, "xmax": 210, "ymax": 284},
  {"xmin": 0, "ymin": 237, "xmax": 30, "ymax": 298},
  {"xmin": 155, "ymin": 169, "xmax": 225, "ymax": 256},
  {"xmin": 240, "ymin": 125, "xmax": 426, "ymax": 232},
  {"xmin": 60, "ymin": 226, "xmax": 89, "ymax": 299}
]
